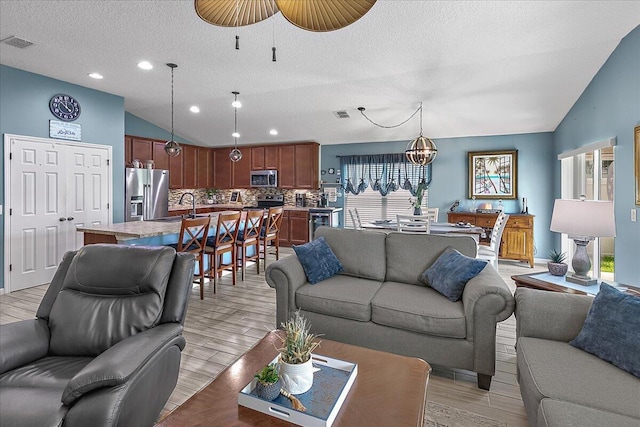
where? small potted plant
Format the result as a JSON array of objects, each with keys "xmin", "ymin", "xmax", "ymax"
[
  {"xmin": 548, "ymin": 249, "xmax": 568, "ymax": 276},
  {"xmin": 254, "ymin": 363, "xmax": 281, "ymax": 401},
  {"xmin": 277, "ymin": 311, "xmax": 321, "ymax": 395},
  {"xmin": 409, "ymin": 182, "xmax": 426, "ymax": 215}
]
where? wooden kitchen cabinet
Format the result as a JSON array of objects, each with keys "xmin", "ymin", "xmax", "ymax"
[
  {"xmin": 251, "ymin": 147, "xmax": 265, "ymax": 170},
  {"xmin": 169, "ymin": 150, "xmax": 183, "ymax": 189},
  {"xmin": 232, "ymin": 149, "xmax": 252, "ymax": 188},
  {"xmin": 213, "ymin": 149, "xmax": 232, "ymax": 189},
  {"xmin": 294, "ymin": 143, "xmax": 319, "ymax": 189},
  {"xmin": 447, "ymin": 211, "xmax": 534, "ymax": 267},
  {"xmin": 182, "ymin": 145, "xmax": 198, "ymax": 189},
  {"xmin": 197, "ymin": 147, "xmax": 212, "ymax": 188},
  {"xmin": 152, "ymin": 141, "xmax": 170, "ymax": 170},
  {"xmin": 131, "ymin": 137, "xmax": 153, "ymax": 164},
  {"xmin": 124, "ymin": 136, "xmax": 133, "ymax": 166},
  {"xmin": 278, "ymin": 145, "xmax": 295, "ymax": 188},
  {"xmin": 251, "ymin": 146, "xmax": 279, "ymax": 170},
  {"xmin": 278, "ymin": 210, "xmax": 310, "ymax": 247}
]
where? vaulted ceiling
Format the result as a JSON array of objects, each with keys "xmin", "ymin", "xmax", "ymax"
[{"xmin": 1, "ymin": 1, "xmax": 639, "ymax": 147}]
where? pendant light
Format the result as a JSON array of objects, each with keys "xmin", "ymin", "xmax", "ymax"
[
  {"xmin": 164, "ymin": 63, "xmax": 181, "ymax": 157},
  {"xmin": 405, "ymin": 102, "xmax": 437, "ymax": 165},
  {"xmin": 229, "ymin": 91, "xmax": 242, "ymax": 162}
]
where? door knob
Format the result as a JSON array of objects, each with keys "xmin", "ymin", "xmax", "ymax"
[
  {"xmin": 67, "ymin": 217, "xmax": 74, "ymax": 221},
  {"xmin": 59, "ymin": 217, "xmax": 67, "ymax": 221}
]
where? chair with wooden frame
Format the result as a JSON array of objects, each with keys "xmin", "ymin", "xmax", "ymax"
[
  {"xmin": 396, "ymin": 214, "xmax": 431, "ymax": 233},
  {"xmin": 204, "ymin": 211, "xmax": 241, "ymax": 293},
  {"xmin": 236, "ymin": 209, "xmax": 265, "ymax": 281},
  {"xmin": 167, "ymin": 216, "xmax": 211, "ymax": 300},
  {"xmin": 258, "ymin": 206, "xmax": 284, "ymax": 273}
]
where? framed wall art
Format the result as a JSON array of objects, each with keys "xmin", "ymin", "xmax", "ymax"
[
  {"xmin": 229, "ymin": 191, "xmax": 241, "ymax": 203},
  {"xmin": 635, "ymin": 125, "xmax": 640, "ymax": 205},
  {"xmin": 468, "ymin": 150, "xmax": 518, "ymax": 199}
]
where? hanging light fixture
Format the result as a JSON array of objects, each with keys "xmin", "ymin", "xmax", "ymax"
[
  {"xmin": 405, "ymin": 103, "xmax": 437, "ymax": 166},
  {"xmin": 358, "ymin": 102, "xmax": 437, "ymax": 165},
  {"xmin": 229, "ymin": 91, "xmax": 242, "ymax": 162},
  {"xmin": 164, "ymin": 63, "xmax": 181, "ymax": 157}
]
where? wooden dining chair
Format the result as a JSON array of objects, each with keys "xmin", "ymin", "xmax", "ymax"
[
  {"xmin": 167, "ymin": 216, "xmax": 211, "ymax": 300},
  {"xmin": 396, "ymin": 214, "xmax": 431, "ymax": 233},
  {"xmin": 236, "ymin": 209, "xmax": 265, "ymax": 281},
  {"xmin": 204, "ymin": 211, "xmax": 241, "ymax": 293},
  {"xmin": 258, "ymin": 206, "xmax": 284, "ymax": 273}
]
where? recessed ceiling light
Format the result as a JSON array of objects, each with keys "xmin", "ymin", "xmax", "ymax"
[
  {"xmin": 137, "ymin": 61, "xmax": 153, "ymax": 70},
  {"xmin": 88, "ymin": 72, "xmax": 103, "ymax": 79},
  {"xmin": 190, "ymin": 106, "xmax": 200, "ymax": 113},
  {"xmin": 270, "ymin": 129, "xmax": 278, "ymax": 135},
  {"xmin": 231, "ymin": 100, "xmax": 242, "ymax": 108},
  {"xmin": 232, "ymin": 132, "xmax": 240, "ymax": 138}
]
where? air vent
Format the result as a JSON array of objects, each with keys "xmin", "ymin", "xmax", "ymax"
[
  {"xmin": 1, "ymin": 36, "xmax": 34, "ymax": 49},
  {"xmin": 333, "ymin": 110, "xmax": 351, "ymax": 119}
]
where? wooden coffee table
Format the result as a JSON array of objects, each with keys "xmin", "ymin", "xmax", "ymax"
[{"xmin": 156, "ymin": 331, "xmax": 430, "ymax": 427}]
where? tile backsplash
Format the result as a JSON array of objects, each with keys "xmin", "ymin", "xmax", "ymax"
[{"xmin": 169, "ymin": 188, "xmax": 321, "ymax": 207}]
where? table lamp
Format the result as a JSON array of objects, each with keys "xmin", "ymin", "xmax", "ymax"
[{"xmin": 550, "ymin": 197, "xmax": 616, "ymax": 285}]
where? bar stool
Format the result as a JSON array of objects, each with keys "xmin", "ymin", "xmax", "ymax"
[
  {"xmin": 236, "ymin": 209, "xmax": 265, "ymax": 281},
  {"xmin": 204, "ymin": 211, "xmax": 241, "ymax": 293},
  {"xmin": 167, "ymin": 216, "xmax": 211, "ymax": 300},
  {"xmin": 258, "ymin": 206, "xmax": 284, "ymax": 273}
]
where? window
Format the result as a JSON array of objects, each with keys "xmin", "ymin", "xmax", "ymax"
[{"xmin": 345, "ymin": 187, "xmax": 429, "ymax": 225}]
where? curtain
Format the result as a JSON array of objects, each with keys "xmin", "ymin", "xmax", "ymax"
[{"xmin": 338, "ymin": 153, "xmax": 432, "ymax": 196}]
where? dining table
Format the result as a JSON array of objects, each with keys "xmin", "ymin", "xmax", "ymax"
[{"xmin": 363, "ymin": 221, "xmax": 485, "ymax": 241}]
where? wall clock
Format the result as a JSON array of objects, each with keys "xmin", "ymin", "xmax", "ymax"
[{"xmin": 49, "ymin": 94, "xmax": 81, "ymax": 121}]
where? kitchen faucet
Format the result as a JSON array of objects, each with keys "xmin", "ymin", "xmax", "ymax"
[{"xmin": 178, "ymin": 192, "xmax": 196, "ymax": 218}]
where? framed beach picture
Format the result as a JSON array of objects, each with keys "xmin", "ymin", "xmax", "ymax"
[
  {"xmin": 635, "ymin": 125, "xmax": 640, "ymax": 205},
  {"xmin": 468, "ymin": 150, "xmax": 518, "ymax": 199}
]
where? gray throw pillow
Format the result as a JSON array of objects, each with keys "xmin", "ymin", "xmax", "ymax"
[
  {"xmin": 293, "ymin": 237, "xmax": 343, "ymax": 285},
  {"xmin": 420, "ymin": 247, "xmax": 487, "ymax": 302},
  {"xmin": 570, "ymin": 283, "xmax": 640, "ymax": 378}
]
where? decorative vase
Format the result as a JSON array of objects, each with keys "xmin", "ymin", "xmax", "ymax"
[
  {"xmin": 548, "ymin": 262, "xmax": 568, "ymax": 276},
  {"xmin": 279, "ymin": 358, "xmax": 314, "ymax": 395},
  {"xmin": 413, "ymin": 207, "xmax": 422, "ymax": 216},
  {"xmin": 255, "ymin": 378, "xmax": 282, "ymax": 401}
]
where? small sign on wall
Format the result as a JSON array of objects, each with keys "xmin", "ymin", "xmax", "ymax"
[{"xmin": 50, "ymin": 120, "xmax": 81, "ymax": 141}]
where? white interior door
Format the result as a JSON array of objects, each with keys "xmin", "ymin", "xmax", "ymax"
[{"xmin": 6, "ymin": 135, "xmax": 111, "ymax": 292}]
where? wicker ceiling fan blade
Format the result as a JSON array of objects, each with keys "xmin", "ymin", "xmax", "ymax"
[
  {"xmin": 195, "ymin": 0, "xmax": 278, "ymax": 27},
  {"xmin": 275, "ymin": 0, "xmax": 376, "ymax": 32}
]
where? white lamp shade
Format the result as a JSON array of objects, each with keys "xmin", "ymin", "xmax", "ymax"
[{"xmin": 550, "ymin": 199, "xmax": 616, "ymax": 238}]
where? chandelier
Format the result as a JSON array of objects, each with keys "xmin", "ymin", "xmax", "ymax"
[
  {"xmin": 229, "ymin": 91, "xmax": 242, "ymax": 162},
  {"xmin": 164, "ymin": 63, "xmax": 181, "ymax": 157},
  {"xmin": 358, "ymin": 102, "xmax": 438, "ymax": 165}
]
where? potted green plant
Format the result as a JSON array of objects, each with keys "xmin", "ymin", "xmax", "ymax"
[
  {"xmin": 409, "ymin": 182, "xmax": 426, "ymax": 215},
  {"xmin": 254, "ymin": 363, "xmax": 281, "ymax": 401},
  {"xmin": 548, "ymin": 249, "xmax": 568, "ymax": 276},
  {"xmin": 277, "ymin": 311, "xmax": 321, "ymax": 395}
]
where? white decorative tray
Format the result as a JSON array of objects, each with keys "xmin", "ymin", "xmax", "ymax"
[{"xmin": 238, "ymin": 354, "xmax": 358, "ymax": 427}]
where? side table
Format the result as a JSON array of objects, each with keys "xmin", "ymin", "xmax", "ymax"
[{"xmin": 511, "ymin": 272, "xmax": 638, "ymax": 296}]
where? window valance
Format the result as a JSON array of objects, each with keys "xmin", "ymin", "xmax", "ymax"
[{"xmin": 338, "ymin": 153, "xmax": 432, "ymax": 196}]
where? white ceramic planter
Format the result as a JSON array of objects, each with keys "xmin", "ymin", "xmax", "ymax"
[{"xmin": 279, "ymin": 358, "xmax": 314, "ymax": 395}]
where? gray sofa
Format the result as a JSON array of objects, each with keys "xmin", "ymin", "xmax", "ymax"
[
  {"xmin": 515, "ymin": 288, "xmax": 640, "ymax": 427},
  {"xmin": 266, "ymin": 226, "xmax": 515, "ymax": 389},
  {"xmin": 0, "ymin": 244, "xmax": 195, "ymax": 427}
]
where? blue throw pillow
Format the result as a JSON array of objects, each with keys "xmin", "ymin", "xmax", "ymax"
[
  {"xmin": 570, "ymin": 283, "xmax": 640, "ymax": 378},
  {"xmin": 420, "ymin": 247, "xmax": 487, "ymax": 302},
  {"xmin": 293, "ymin": 237, "xmax": 344, "ymax": 285}
]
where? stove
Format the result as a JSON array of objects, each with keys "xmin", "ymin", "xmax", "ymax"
[{"xmin": 249, "ymin": 194, "xmax": 284, "ymax": 209}]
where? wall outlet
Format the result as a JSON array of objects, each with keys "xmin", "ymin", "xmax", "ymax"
[{"xmin": 632, "ymin": 208, "xmax": 637, "ymax": 222}]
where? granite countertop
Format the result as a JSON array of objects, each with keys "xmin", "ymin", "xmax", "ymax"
[
  {"xmin": 77, "ymin": 210, "xmax": 238, "ymax": 241},
  {"xmin": 169, "ymin": 204, "xmax": 340, "ymax": 213}
]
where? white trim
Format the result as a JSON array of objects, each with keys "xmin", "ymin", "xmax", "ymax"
[
  {"xmin": 3, "ymin": 133, "xmax": 113, "ymax": 293},
  {"xmin": 557, "ymin": 137, "xmax": 616, "ymax": 160}
]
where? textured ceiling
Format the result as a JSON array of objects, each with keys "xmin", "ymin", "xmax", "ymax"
[{"xmin": 1, "ymin": 1, "xmax": 639, "ymax": 147}]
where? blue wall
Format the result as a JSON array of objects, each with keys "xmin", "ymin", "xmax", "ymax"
[
  {"xmin": 321, "ymin": 132, "xmax": 555, "ymax": 260},
  {"xmin": 0, "ymin": 65, "xmax": 125, "ymax": 286},
  {"xmin": 125, "ymin": 112, "xmax": 194, "ymax": 145},
  {"xmin": 553, "ymin": 25, "xmax": 640, "ymax": 284}
]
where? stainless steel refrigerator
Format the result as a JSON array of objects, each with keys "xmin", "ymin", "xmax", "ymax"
[{"xmin": 125, "ymin": 168, "xmax": 169, "ymax": 221}]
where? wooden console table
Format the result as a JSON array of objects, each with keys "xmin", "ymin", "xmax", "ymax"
[{"xmin": 448, "ymin": 211, "xmax": 534, "ymax": 267}]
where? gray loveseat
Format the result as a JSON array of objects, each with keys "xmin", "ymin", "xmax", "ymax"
[
  {"xmin": 515, "ymin": 288, "xmax": 640, "ymax": 427},
  {"xmin": 266, "ymin": 226, "xmax": 515, "ymax": 389}
]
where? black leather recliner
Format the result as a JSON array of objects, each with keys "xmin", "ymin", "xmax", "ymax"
[{"xmin": 0, "ymin": 244, "xmax": 195, "ymax": 427}]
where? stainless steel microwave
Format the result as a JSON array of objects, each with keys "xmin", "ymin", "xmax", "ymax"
[{"xmin": 250, "ymin": 170, "xmax": 278, "ymax": 187}]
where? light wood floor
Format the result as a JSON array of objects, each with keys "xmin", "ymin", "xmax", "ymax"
[{"xmin": 0, "ymin": 248, "xmax": 546, "ymax": 426}]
